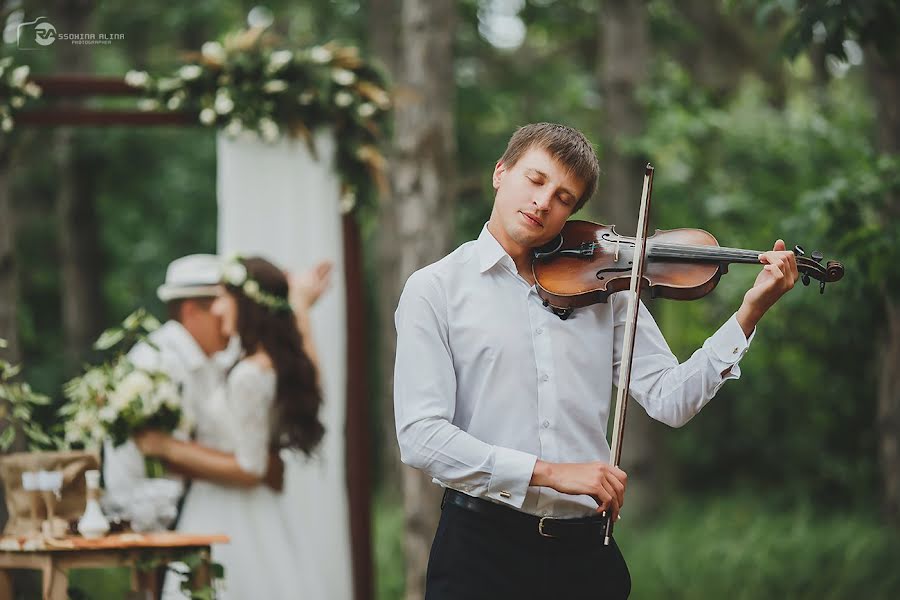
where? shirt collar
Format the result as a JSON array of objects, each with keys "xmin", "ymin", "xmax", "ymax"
[
  {"xmin": 152, "ymin": 320, "xmax": 209, "ymax": 372},
  {"xmin": 476, "ymin": 223, "xmax": 515, "ymax": 274}
]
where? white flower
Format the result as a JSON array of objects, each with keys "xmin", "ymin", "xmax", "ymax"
[
  {"xmin": 116, "ymin": 370, "xmax": 154, "ymax": 403},
  {"xmin": 2, "ymin": 117, "xmax": 13, "ymax": 132},
  {"xmin": 225, "ymin": 119, "xmax": 243, "ymax": 136},
  {"xmin": 10, "ymin": 96, "xmax": 24, "ymax": 109},
  {"xmin": 334, "ymin": 91, "xmax": 354, "ymax": 107},
  {"xmin": 178, "ymin": 64, "xmax": 203, "ymax": 81},
  {"xmin": 74, "ymin": 410, "xmax": 95, "ymax": 430},
  {"xmin": 259, "ymin": 117, "xmax": 279, "ymax": 142},
  {"xmin": 331, "ymin": 68, "xmax": 357, "ymax": 86},
  {"xmin": 136, "ymin": 98, "xmax": 158, "ymax": 111},
  {"xmin": 65, "ymin": 426, "xmax": 82, "ymax": 444},
  {"xmin": 23, "ymin": 82, "xmax": 42, "ymax": 98},
  {"xmin": 267, "ymin": 50, "xmax": 293, "ymax": 73},
  {"xmin": 124, "ymin": 70, "xmax": 150, "ymax": 88},
  {"xmin": 201, "ymin": 41, "xmax": 226, "ymax": 63},
  {"xmin": 166, "ymin": 95, "xmax": 182, "ymax": 110},
  {"xmin": 298, "ymin": 90, "xmax": 315, "ymax": 105},
  {"xmin": 222, "ymin": 261, "xmax": 248, "ymax": 286},
  {"xmin": 199, "ymin": 108, "xmax": 216, "ymax": 125},
  {"xmin": 214, "ymin": 90, "xmax": 234, "ymax": 114},
  {"xmin": 11, "ymin": 65, "xmax": 29, "ymax": 87},
  {"xmin": 339, "ymin": 190, "xmax": 356, "ymax": 214},
  {"xmin": 357, "ymin": 102, "xmax": 376, "ymax": 118},
  {"xmin": 90, "ymin": 424, "xmax": 105, "ymax": 444},
  {"xmin": 99, "ymin": 405, "xmax": 117, "ymax": 423},
  {"xmin": 310, "ymin": 46, "xmax": 332, "ymax": 64},
  {"xmin": 263, "ymin": 79, "xmax": 288, "ymax": 94},
  {"xmin": 243, "ymin": 280, "xmax": 260, "ymax": 295}
]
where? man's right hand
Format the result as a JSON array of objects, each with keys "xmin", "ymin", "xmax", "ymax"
[{"xmin": 531, "ymin": 459, "xmax": 627, "ymax": 520}]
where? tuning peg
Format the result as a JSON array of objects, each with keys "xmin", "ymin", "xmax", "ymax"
[
  {"xmin": 811, "ymin": 251, "xmax": 823, "ymax": 263},
  {"xmin": 802, "ymin": 273, "xmax": 810, "ymax": 286},
  {"xmin": 793, "ymin": 245, "xmax": 805, "ymax": 256},
  {"xmin": 820, "ymin": 281, "xmax": 826, "ymax": 294}
]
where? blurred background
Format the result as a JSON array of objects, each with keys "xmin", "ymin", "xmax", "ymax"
[{"xmin": 1, "ymin": 0, "xmax": 899, "ymax": 598}]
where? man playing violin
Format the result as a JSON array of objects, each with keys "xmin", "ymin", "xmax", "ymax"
[{"xmin": 394, "ymin": 122, "xmax": 798, "ymax": 599}]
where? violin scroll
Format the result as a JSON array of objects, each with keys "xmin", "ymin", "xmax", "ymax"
[{"xmin": 793, "ymin": 245, "xmax": 844, "ymax": 294}]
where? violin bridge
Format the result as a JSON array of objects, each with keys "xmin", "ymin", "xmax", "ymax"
[{"xmin": 614, "ymin": 239, "xmax": 620, "ymax": 263}]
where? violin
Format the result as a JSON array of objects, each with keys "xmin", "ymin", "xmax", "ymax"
[
  {"xmin": 532, "ymin": 221, "xmax": 844, "ymax": 319},
  {"xmin": 552, "ymin": 165, "xmax": 845, "ymax": 546}
]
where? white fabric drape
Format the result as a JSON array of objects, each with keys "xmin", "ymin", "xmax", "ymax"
[{"xmin": 217, "ymin": 129, "xmax": 352, "ymax": 600}]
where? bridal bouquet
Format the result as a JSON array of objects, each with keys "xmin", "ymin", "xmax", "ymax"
[{"xmin": 61, "ymin": 310, "xmax": 191, "ymax": 477}]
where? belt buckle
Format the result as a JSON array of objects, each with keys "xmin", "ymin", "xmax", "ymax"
[{"xmin": 538, "ymin": 516, "xmax": 555, "ymax": 538}]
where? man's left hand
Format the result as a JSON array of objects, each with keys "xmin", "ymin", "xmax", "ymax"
[{"xmin": 736, "ymin": 239, "xmax": 799, "ymax": 337}]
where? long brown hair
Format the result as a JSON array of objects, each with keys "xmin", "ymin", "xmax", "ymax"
[{"xmin": 226, "ymin": 257, "xmax": 325, "ymax": 455}]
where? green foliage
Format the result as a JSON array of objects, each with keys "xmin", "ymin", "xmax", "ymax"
[
  {"xmin": 374, "ymin": 494, "xmax": 406, "ymax": 600},
  {"xmin": 630, "ymin": 58, "xmax": 886, "ymax": 501},
  {"xmin": 136, "ymin": 549, "xmax": 225, "ymax": 599},
  {"xmin": 617, "ymin": 494, "xmax": 900, "ymax": 599},
  {"xmin": 0, "ymin": 338, "xmax": 60, "ymax": 451},
  {"xmin": 758, "ymin": 0, "xmax": 900, "ymax": 60}
]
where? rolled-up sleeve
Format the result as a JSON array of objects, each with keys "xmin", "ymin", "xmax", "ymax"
[
  {"xmin": 613, "ymin": 292, "xmax": 754, "ymax": 428},
  {"xmin": 394, "ymin": 271, "xmax": 536, "ymax": 508}
]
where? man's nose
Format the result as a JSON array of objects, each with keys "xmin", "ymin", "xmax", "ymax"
[{"xmin": 532, "ymin": 189, "xmax": 553, "ymax": 211}]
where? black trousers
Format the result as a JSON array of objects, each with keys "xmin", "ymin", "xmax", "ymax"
[{"xmin": 425, "ymin": 499, "xmax": 631, "ymax": 600}]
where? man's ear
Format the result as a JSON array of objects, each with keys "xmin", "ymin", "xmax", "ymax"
[{"xmin": 492, "ymin": 160, "xmax": 506, "ymax": 191}]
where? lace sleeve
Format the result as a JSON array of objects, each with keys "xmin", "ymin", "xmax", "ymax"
[{"xmin": 227, "ymin": 362, "xmax": 276, "ymax": 477}]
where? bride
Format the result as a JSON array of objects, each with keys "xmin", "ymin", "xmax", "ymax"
[{"xmin": 136, "ymin": 256, "xmax": 331, "ymax": 599}]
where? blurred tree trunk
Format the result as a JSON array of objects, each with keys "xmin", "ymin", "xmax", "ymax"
[
  {"xmin": 597, "ymin": 0, "xmax": 665, "ymax": 520},
  {"xmin": 387, "ymin": 1, "xmax": 457, "ymax": 598},
  {"xmin": 0, "ymin": 147, "xmax": 22, "ymax": 530},
  {"xmin": 55, "ymin": 0, "xmax": 105, "ymax": 372},
  {"xmin": 369, "ymin": 0, "xmax": 404, "ymax": 494},
  {"xmin": 866, "ymin": 48, "xmax": 900, "ymax": 526},
  {"xmin": 0, "ymin": 154, "xmax": 19, "ymax": 366}
]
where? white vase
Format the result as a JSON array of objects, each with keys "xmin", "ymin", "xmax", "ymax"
[{"xmin": 77, "ymin": 470, "xmax": 109, "ymax": 539}]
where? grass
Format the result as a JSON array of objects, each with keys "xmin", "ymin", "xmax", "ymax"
[{"xmin": 373, "ymin": 494, "xmax": 900, "ymax": 600}]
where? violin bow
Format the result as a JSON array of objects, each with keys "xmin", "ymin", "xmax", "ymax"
[{"xmin": 604, "ymin": 163, "xmax": 654, "ymax": 545}]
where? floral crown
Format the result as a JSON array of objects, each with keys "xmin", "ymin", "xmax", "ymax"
[{"xmin": 220, "ymin": 256, "xmax": 292, "ymax": 313}]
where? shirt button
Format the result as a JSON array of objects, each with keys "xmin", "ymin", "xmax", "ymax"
[
  {"xmin": 542, "ymin": 420, "xmax": 550, "ymax": 428},
  {"xmin": 541, "ymin": 374, "xmax": 549, "ymax": 382},
  {"xmin": 535, "ymin": 327, "xmax": 543, "ymax": 335}
]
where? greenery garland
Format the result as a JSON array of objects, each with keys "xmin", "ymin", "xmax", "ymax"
[{"xmin": 126, "ymin": 26, "xmax": 391, "ymax": 214}]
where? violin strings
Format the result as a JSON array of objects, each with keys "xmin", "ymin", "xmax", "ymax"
[{"xmin": 590, "ymin": 239, "xmax": 762, "ymax": 262}]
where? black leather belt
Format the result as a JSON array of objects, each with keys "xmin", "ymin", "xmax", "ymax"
[{"xmin": 443, "ymin": 489, "xmax": 609, "ymax": 542}]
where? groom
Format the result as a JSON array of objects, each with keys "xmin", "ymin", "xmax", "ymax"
[{"xmin": 103, "ymin": 254, "xmax": 282, "ymax": 529}]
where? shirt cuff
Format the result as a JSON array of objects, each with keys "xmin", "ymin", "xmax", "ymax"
[
  {"xmin": 703, "ymin": 313, "xmax": 755, "ymax": 380},
  {"xmin": 486, "ymin": 446, "xmax": 538, "ymax": 509}
]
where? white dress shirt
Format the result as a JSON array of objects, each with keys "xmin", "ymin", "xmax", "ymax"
[
  {"xmin": 102, "ymin": 321, "xmax": 239, "ymax": 523},
  {"xmin": 394, "ymin": 224, "xmax": 754, "ymax": 518}
]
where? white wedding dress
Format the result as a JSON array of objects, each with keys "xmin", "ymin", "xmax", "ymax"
[{"xmin": 163, "ymin": 360, "xmax": 328, "ymax": 599}]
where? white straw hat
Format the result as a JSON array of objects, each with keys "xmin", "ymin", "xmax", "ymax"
[{"xmin": 156, "ymin": 254, "xmax": 222, "ymax": 302}]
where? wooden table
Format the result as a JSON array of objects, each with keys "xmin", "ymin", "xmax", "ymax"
[{"xmin": 0, "ymin": 532, "xmax": 228, "ymax": 600}]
